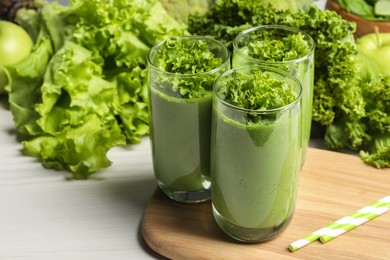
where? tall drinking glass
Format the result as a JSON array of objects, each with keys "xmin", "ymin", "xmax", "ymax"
[
  {"xmin": 233, "ymin": 25, "xmax": 314, "ymax": 166},
  {"xmin": 148, "ymin": 36, "xmax": 230, "ymax": 203},
  {"xmin": 211, "ymin": 65, "xmax": 302, "ymax": 242}
]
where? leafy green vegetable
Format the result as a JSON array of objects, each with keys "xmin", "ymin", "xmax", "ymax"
[
  {"xmin": 324, "ymin": 60, "xmax": 390, "ymax": 168},
  {"xmin": 338, "ymin": 0, "xmax": 375, "ymax": 19},
  {"xmin": 7, "ymin": 34, "xmax": 53, "ymax": 136},
  {"xmin": 6, "ymin": 0, "xmax": 187, "ymax": 178},
  {"xmin": 337, "ymin": 0, "xmax": 390, "ymax": 21},
  {"xmin": 152, "ymin": 36, "xmax": 225, "ymax": 99},
  {"xmin": 323, "ymin": 38, "xmax": 390, "ymax": 168},
  {"xmin": 360, "ymin": 134, "xmax": 390, "ymax": 168},
  {"xmin": 188, "ymin": 0, "xmax": 390, "ymax": 168}
]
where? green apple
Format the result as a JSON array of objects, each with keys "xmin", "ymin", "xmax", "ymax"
[
  {"xmin": 357, "ymin": 32, "xmax": 390, "ymax": 76},
  {"xmin": 0, "ymin": 21, "xmax": 34, "ymax": 94}
]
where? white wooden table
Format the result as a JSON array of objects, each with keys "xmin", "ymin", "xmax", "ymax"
[{"xmin": 0, "ymin": 96, "xmax": 161, "ymax": 259}]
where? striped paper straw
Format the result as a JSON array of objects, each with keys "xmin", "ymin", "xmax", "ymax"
[
  {"xmin": 289, "ymin": 195, "xmax": 390, "ymax": 252},
  {"xmin": 288, "ymin": 222, "xmax": 354, "ymax": 251},
  {"xmin": 320, "ymin": 195, "xmax": 390, "ymax": 243}
]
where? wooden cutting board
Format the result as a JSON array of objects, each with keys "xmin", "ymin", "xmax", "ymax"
[{"xmin": 141, "ymin": 148, "xmax": 390, "ymax": 259}]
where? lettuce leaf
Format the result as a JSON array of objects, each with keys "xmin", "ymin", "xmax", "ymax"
[
  {"xmin": 7, "ymin": 0, "xmax": 187, "ymax": 178},
  {"xmin": 360, "ymin": 134, "xmax": 390, "ymax": 168},
  {"xmin": 325, "ymin": 74, "xmax": 390, "ymax": 167},
  {"xmin": 6, "ymin": 33, "xmax": 53, "ymax": 135}
]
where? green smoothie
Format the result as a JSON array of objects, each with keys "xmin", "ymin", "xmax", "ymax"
[
  {"xmin": 147, "ymin": 36, "xmax": 229, "ymax": 202},
  {"xmin": 211, "ymin": 109, "xmax": 300, "ymax": 240},
  {"xmin": 149, "ymin": 88, "xmax": 213, "ymax": 191},
  {"xmin": 211, "ymin": 66, "xmax": 301, "ymax": 242}
]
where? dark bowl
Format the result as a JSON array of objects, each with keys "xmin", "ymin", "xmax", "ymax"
[{"xmin": 326, "ymin": 0, "xmax": 390, "ymax": 38}]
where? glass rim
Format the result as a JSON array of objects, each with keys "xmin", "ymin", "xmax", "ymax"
[
  {"xmin": 213, "ymin": 65, "xmax": 302, "ymax": 114},
  {"xmin": 147, "ymin": 35, "xmax": 230, "ymax": 78},
  {"xmin": 233, "ymin": 25, "xmax": 315, "ymax": 66}
]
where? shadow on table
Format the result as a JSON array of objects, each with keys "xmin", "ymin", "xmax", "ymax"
[
  {"xmin": 103, "ymin": 174, "xmax": 167, "ymax": 259},
  {"xmin": 121, "ymin": 178, "xmax": 168, "ymax": 259},
  {"xmin": 105, "ymin": 175, "xmax": 157, "ymax": 210}
]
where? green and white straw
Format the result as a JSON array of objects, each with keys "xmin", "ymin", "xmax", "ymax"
[
  {"xmin": 289, "ymin": 195, "xmax": 390, "ymax": 252},
  {"xmin": 319, "ymin": 195, "xmax": 390, "ymax": 243}
]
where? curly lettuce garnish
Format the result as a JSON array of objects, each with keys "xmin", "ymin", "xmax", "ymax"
[
  {"xmin": 239, "ymin": 32, "xmax": 312, "ymax": 62},
  {"xmin": 154, "ymin": 36, "xmax": 225, "ymax": 99},
  {"xmin": 218, "ymin": 70, "xmax": 297, "ymax": 111}
]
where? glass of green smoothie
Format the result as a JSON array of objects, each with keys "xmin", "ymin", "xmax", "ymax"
[
  {"xmin": 211, "ymin": 65, "xmax": 302, "ymax": 243},
  {"xmin": 232, "ymin": 25, "xmax": 314, "ymax": 166},
  {"xmin": 147, "ymin": 36, "xmax": 230, "ymax": 203}
]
